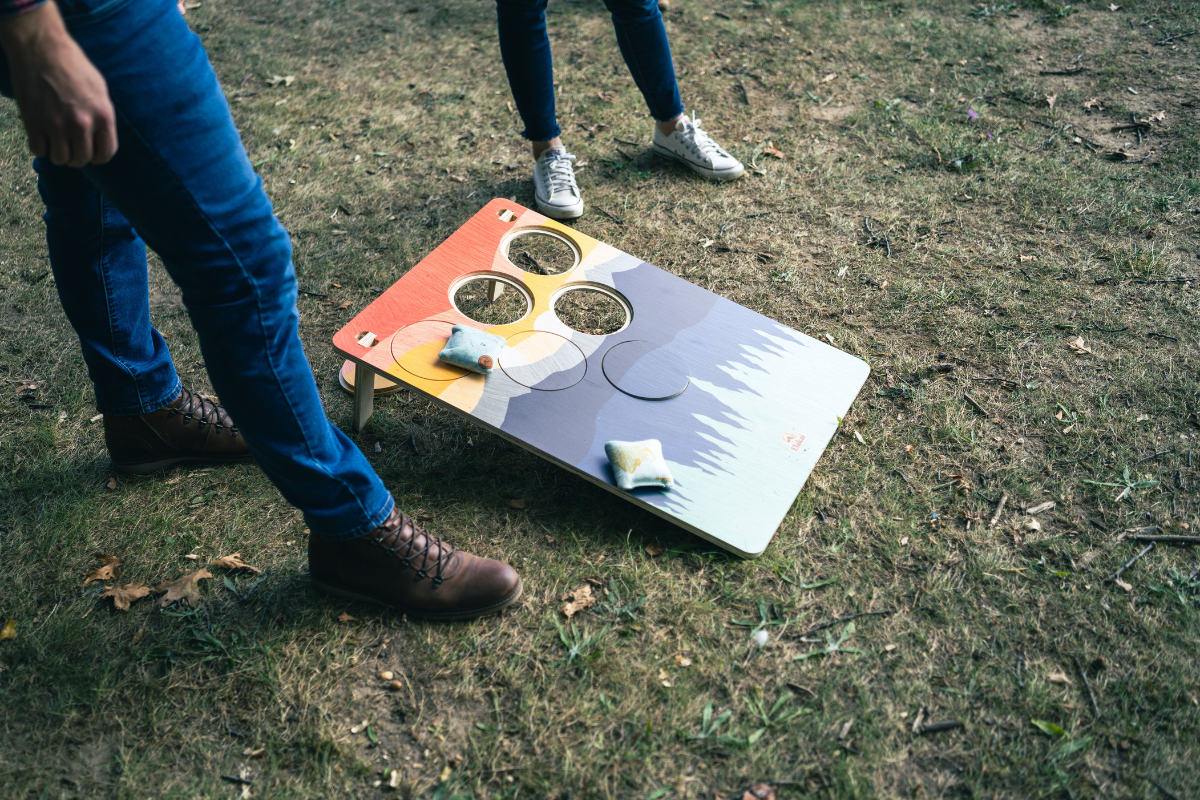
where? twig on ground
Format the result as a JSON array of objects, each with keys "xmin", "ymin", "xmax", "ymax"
[
  {"xmin": 1075, "ymin": 657, "xmax": 1101, "ymax": 720},
  {"xmin": 1055, "ymin": 447, "xmax": 1098, "ymax": 465},
  {"xmin": 1147, "ymin": 332, "xmax": 1178, "ymax": 342},
  {"xmin": 793, "ymin": 609, "xmax": 895, "ymax": 640},
  {"xmin": 221, "ymin": 775, "xmax": 253, "ymax": 786},
  {"xmin": 971, "ymin": 376, "xmax": 1021, "ymax": 389},
  {"xmin": 1017, "ymin": 656, "xmax": 1025, "ymax": 689},
  {"xmin": 1039, "ymin": 67, "xmax": 1087, "ymax": 75},
  {"xmin": 1111, "ymin": 542, "xmax": 1155, "ymax": 583},
  {"xmin": 410, "ymin": 430, "xmax": 420, "ymax": 454},
  {"xmin": 1133, "ymin": 277, "xmax": 1195, "ymax": 284},
  {"xmin": 963, "ymin": 393, "xmax": 988, "ymax": 417},
  {"xmin": 1110, "ymin": 122, "xmax": 1151, "ymax": 133},
  {"xmin": 1148, "ymin": 777, "xmax": 1181, "ymax": 800},
  {"xmin": 615, "ymin": 148, "xmax": 635, "ymax": 162},
  {"xmin": 1147, "ymin": 30, "xmax": 1195, "ymax": 45},
  {"xmin": 597, "ymin": 208, "xmax": 624, "ymax": 225},
  {"xmin": 613, "ymin": 136, "xmax": 641, "ymax": 147},
  {"xmin": 1136, "ymin": 449, "xmax": 1173, "ymax": 464},
  {"xmin": 1128, "ymin": 535, "xmax": 1200, "ymax": 546},
  {"xmin": 989, "ymin": 493, "xmax": 1009, "ymax": 528},
  {"xmin": 917, "ymin": 720, "xmax": 964, "ymax": 735},
  {"xmin": 862, "ymin": 217, "xmax": 891, "ymax": 258},
  {"xmin": 892, "ymin": 468, "xmax": 916, "ymax": 493},
  {"xmin": 300, "ymin": 290, "xmax": 328, "ymax": 298}
]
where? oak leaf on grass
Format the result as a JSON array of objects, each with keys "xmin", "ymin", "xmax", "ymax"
[
  {"xmin": 102, "ymin": 583, "xmax": 152, "ymax": 611},
  {"xmin": 0, "ymin": 620, "xmax": 14, "ymax": 641},
  {"xmin": 762, "ymin": 141, "xmax": 785, "ymax": 159},
  {"xmin": 561, "ymin": 584, "xmax": 596, "ymax": 618},
  {"xmin": 209, "ymin": 553, "xmax": 262, "ymax": 574},
  {"xmin": 153, "ymin": 568, "xmax": 212, "ymax": 608},
  {"xmin": 84, "ymin": 554, "xmax": 123, "ymax": 585}
]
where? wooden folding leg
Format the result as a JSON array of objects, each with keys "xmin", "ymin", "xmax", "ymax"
[{"xmin": 352, "ymin": 362, "xmax": 374, "ymax": 432}]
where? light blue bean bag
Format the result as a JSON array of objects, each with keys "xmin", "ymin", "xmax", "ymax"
[
  {"xmin": 438, "ymin": 324, "xmax": 506, "ymax": 373},
  {"xmin": 604, "ymin": 439, "xmax": 674, "ymax": 490}
]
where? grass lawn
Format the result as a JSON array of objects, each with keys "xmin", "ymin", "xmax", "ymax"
[{"xmin": 2, "ymin": 0, "xmax": 1199, "ymax": 797}]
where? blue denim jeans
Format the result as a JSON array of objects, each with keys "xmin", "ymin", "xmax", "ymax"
[
  {"xmin": 496, "ymin": 0, "xmax": 684, "ymax": 142},
  {"xmin": 0, "ymin": 0, "xmax": 392, "ymax": 541}
]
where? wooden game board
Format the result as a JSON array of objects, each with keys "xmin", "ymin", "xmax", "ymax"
[{"xmin": 333, "ymin": 200, "xmax": 869, "ymax": 557}]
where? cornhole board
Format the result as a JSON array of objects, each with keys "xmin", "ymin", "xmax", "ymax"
[{"xmin": 332, "ymin": 199, "xmax": 869, "ymax": 557}]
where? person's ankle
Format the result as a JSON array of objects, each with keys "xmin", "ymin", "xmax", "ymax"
[
  {"xmin": 656, "ymin": 115, "xmax": 684, "ymax": 136},
  {"xmin": 531, "ymin": 136, "xmax": 565, "ymax": 160}
]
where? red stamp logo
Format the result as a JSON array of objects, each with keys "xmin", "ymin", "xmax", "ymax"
[{"xmin": 781, "ymin": 432, "xmax": 806, "ymax": 452}]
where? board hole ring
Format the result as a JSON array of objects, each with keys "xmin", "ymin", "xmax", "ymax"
[
  {"xmin": 448, "ymin": 272, "xmax": 534, "ymax": 326},
  {"xmin": 500, "ymin": 227, "xmax": 582, "ymax": 276},
  {"xmin": 549, "ymin": 282, "xmax": 633, "ymax": 336}
]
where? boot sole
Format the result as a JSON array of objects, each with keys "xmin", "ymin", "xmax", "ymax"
[
  {"xmin": 651, "ymin": 144, "xmax": 745, "ymax": 180},
  {"xmin": 311, "ymin": 575, "xmax": 523, "ymax": 622},
  {"xmin": 111, "ymin": 453, "xmax": 256, "ymax": 475}
]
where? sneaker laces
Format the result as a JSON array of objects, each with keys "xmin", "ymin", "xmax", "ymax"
[
  {"xmin": 680, "ymin": 115, "xmax": 731, "ymax": 162},
  {"xmin": 539, "ymin": 150, "xmax": 579, "ymax": 197},
  {"xmin": 372, "ymin": 510, "xmax": 461, "ymax": 589},
  {"xmin": 167, "ymin": 386, "xmax": 241, "ymax": 438}
]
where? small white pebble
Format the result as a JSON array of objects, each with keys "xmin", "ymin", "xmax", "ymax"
[{"xmin": 752, "ymin": 629, "xmax": 769, "ymax": 648}]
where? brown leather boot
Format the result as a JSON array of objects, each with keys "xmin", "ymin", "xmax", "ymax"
[
  {"xmin": 308, "ymin": 507, "xmax": 522, "ymax": 621},
  {"xmin": 104, "ymin": 387, "xmax": 254, "ymax": 475}
]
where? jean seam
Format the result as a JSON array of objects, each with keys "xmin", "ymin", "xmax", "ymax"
[{"xmin": 111, "ymin": 101, "xmax": 382, "ymax": 525}]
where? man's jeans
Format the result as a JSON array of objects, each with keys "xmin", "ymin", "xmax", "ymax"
[
  {"xmin": 496, "ymin": 0, "xmax": 684, "ymax": 142},
  {"xmin": 0, "ymin": 0, "xmax": 392, "ymax": 540}
]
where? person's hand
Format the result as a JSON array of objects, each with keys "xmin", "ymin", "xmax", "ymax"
[{"xmin": 0, "ymin": 1, "xmax": 117, "ymax": 166}]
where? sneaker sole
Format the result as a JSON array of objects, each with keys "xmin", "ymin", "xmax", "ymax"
[
  {"xmin": 651, "ymin": 144, "xmax": 745, "ymax": 181},
  {"xmin": 111, "ymin": 453, "xmax": 256, "ymax": 475},
  {"xmin": 311, "ymin": 575, "xmax": 524, "ymax": 622},
  {"xmin": 534, "ymin": 197, "xmax": 585, "ymax": 220}
]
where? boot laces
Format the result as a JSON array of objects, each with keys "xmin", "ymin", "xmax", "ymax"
[
  {"xmin": 681, "ymin": 115, "xmax": 730, "ymax": 162},
  {"xmin": 166, "ymin": 386, "xmax": 241, "ymax": 438},
  {"xmin": 373, "ymin": 510, "xmax": 460, "ymax": 589},
  {"xmin": 539, "ymin": 150, "xmax": 579, "ymax": 197}
]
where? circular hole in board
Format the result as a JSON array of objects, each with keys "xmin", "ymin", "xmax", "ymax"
[
  {"xmin": 551, "ymin": 284, "xmax": 631, "ymax": 336},
  {"xmin": 451, "ymin": 275, "xmax": 532, "ymax": 326},
  {"xmin": 499, "ymin": 330, "xmax": 587, "ymax": 391},
  {"xmin": 601, "ymin": 340, "xmax": 689, "ymax": 401},
  {"xmin": 502, "ymin": 228, "xmax": 580, "ymax": 275},
  {"xmin": 389, "ymin": 318, "xmax": 472, "ymax": 382}
]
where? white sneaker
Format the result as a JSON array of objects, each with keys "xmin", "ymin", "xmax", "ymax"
[
  {"xmin": 532, "ymin": 147, "xmax": 584, "ymax": 220},
  {"xmin": 651, "ymin": 114, "xmax": 744, "ymax": 180}
]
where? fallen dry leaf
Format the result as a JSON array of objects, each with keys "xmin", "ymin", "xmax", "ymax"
[
  {"xmin": 1067, "ymin": 336, "xmax": 1093, "ymax": 355},
  {"xmin": 153, "ymin": 568, "xmax": 212, "ymax": 608},
  {"xmin": 1083, "ymin": 98, "xmax": 1103, "ymax": 112},
  {"xmin": 102, "ymin": 582, "xmax": 151, "ymax": 611},
  {"xmin": 1047, "ymin": 670, "xmax": 1073, "ymax": 684},
  {"xmin": 762, "ymin": 141, "xmax": 785, "ymax": 159},
  {"xmin": 675, "ymin": 653, "xmax": 693, "ymax": 667},
  {"xmin": 338, "ymin": 612, "xmax": 356, "ymax": 622},
  {"xmin": 1019, "ymin": 254, "xmax": 1038, "ymax": 263},
  {"xmin": 644, "ymin": 543, "xmax": 664, "ymax": 557},
  {"xmin": 131, "ymin": 628, "xmax": 146, "ymax": 645},
  {"xmin": 209, "ymin": 553, "xmax": 262, "ymax": 574},
  {"xmin": 509, "ymin": 499, "xmax": 527, "ymax": 509},
  {"xmin": 243, "ymin": 747, "xmax": 266, "ymax": 758},
  {"xmin": 266, "ymin": 74, "xmax": 294, "ymax": 87},
  {"xmin": 821, "ymin": 72, "xmax": 838, "ymax": 82},
  {"xmin": 0, "ymin": 619, "xmax": 14, "ymax": 641},
  {"xmin": 84, "ymin": 554, "xmax": 123, "ymax": 585},
  {"xmin": 597, "ymin": 90, "xmax": 615, "ymax": 102},
  {"xmin": 1115, "ymin": 577, "xmax": 1133, "ymax": 592},
  {"xmin": 104, "ymin": 477, "xmax": 118, "ymax": 491},
  {"xmin": 1149, "ymin": 110, "xmax": 1166, "ymax": 123},
  {"xmin": 740, "ymin": 784, "xmax": 778, "ymax": 800},
  {"xmin": 1043, "ymin": 94, "xmax": 1057, "ymax": 109},
  {"xmin": 387, "ymin": 770, "xmax": 402, "ymax": 789},
  {"xmin": 562, "ymin": 584, "xmax": 597, "ymax": 618}
]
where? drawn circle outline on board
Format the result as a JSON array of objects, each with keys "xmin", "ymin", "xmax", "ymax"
[
  {"xmin": 389, "ymin": 317, "xmax": 472, "ymax": 382},
  {"xmin": 499, "ymin": 330, "xmax": 587, "ymax": 391},
  {"xmin": 601, "ymin": 340, "xmax": 690, "ymax": 401}
]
